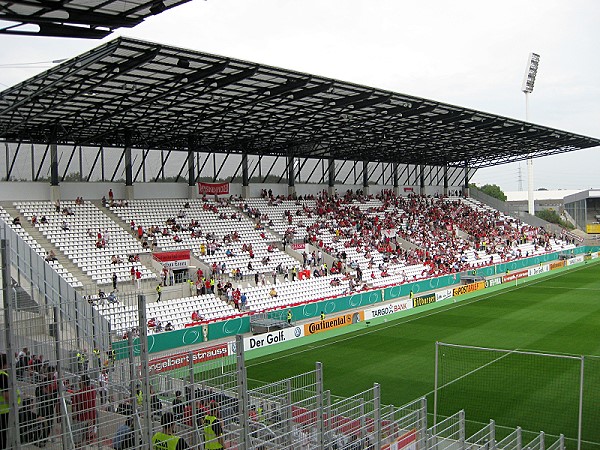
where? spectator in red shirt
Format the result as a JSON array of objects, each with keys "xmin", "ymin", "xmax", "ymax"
[{"xmin": 71, "ymin": 375, "xmax": 97, "ymax": 448}]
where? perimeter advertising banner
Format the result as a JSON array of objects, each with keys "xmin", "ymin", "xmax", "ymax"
[
  {"xmin": 550, "ymin": 261, "xmax": 565, "ymax": 270},
  {"xmin": 567, "ymin": 255, "xmax": 584, "ymax": 266},
  {"xmin": 153, "ymin": 250, "xmax": 191, "ymax": 269},
  {"xmin": 364, "ymin": 299, "xmax": 412, "ymax": 320},
  {"xmin": 453, "ymin": 281, "xmax": 486, "ymax": 297},
  {"xmin": 528, "ymin": 265, "xmax": 549, "ymax": 277},
  {"xmin": 485, "ymin": 276, "xmax": 503, "ymax": 288},
  {"xmin": 198, "ymin": 182, "xmax": 230, "ymax": 195},
  {"xmin": 244, "ymin": 326, "xmax": 304, "ymax": 351},
  {"xmin": 304, "ymin": 311, "xmax": 364, "ymax": 335},
  {"xmin": 413, "ymin": 293, "xmax": 436, "ymax": 308},
  {"xmin": 502, "ymin": 270, "xmax": 528, "ymax": 283},
  {"xmin": 148, "ymin": 342, "xmax": 229, "ymax": 374},
  {"xmin": 435, "ymin": 288, "xmax": 453, "ymax": 302}
]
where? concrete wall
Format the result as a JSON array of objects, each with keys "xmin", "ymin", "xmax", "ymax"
[{"xmin": 0, "ymin": 181, "xmax": 460, "ymax": 202}]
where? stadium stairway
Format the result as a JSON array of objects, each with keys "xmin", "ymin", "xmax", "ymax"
[
  {"xmin": 1, "ymin": 202, "xmax": 91, "ymax": 290},
  {"xmin": 93, "ymin": 199, "xmax": 165, "ymax": 284}
]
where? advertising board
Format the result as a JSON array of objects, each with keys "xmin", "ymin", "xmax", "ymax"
[
  {"xmin": 304, "ymin": 312, "xmax": 364, "ymax": 335},
  {"xmin": 567, "ymin": 255, "xmax": 584, "ymax": 266},
  {"xmin": 484, "ymin": 276, "xmax": 503, "ymax": 288},
  {"xmin": 453, "ymin": 281, "xmax": 485, "ymax": 297},
  {"xmin": 412, "ymin": 293, "xmax": 436, "ymax": 308},
  {"xmin": 435, "ymin": 289, "xmax": 453, "ymax": 301},
  {"xmin": 364, "ymin": 299, "xmax": 412, "ymax": 320},
  {"xmin": 148, "ymin": 343, "xmax": 229, "ymax": 374},
  {"xmin": 153, "ymin": 250, "xmax": 191, "ymax": 269},
  {"xmin": 527, "ymin": 265, "xmax": 549, "ymax": 277},
  {"xmin": 243, "ymin": 326, "xmax": 304, "ymax": 350},
  {"xmin": 502, "ymin": 271, "xmax": 528, "ymax": 283},
  {"xmin": 198, "ymin": 182, "xmax": 230, "ymax": 195}
]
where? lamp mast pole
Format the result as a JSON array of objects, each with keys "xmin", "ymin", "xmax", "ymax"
[{"xmin": 522, "ymin": 52, "xmax": 540, "ymax": 215}]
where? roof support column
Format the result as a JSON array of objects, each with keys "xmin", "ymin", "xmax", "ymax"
[
  {"xmin": 241, "ymin": 152, "xmax": 250, "ymax": 198},
  {"xmin": 420, "ymin": 164, "xmax": 426, "ymax": 196},
  {"xmin": 392, "ymin": 162, "xmax": 400, "ymax": 196},
  {"xmin": 443, "ymin": 165, "xmax": 449, "ymax": 196},
  {"xmin": 187, "ymin": 135, "xmax": 198, "ymax": 199},
  {"xmin": 362, "ymin": 160, "xmax": 369, "ymax": 196},
  {"xmin": 462, "ymin": 161, "xmax": 470, "ymax": 197},
  {"xmin": 50, "ymin": 126, "xmax": 60, "ymax": 202},
  {"xmin": 124, "ymin": 129, "xmax": 134, "ymax": 200},
  {"xmin": 327, "ymin": 158, "xmax": 335, "ymax": 195},
  {"xmin": 287, "ymin": 150, "xmax": 296, "ymax": 197}
]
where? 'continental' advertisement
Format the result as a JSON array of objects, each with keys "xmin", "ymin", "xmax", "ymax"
[
  {"xmin": 304, "ymin": 312, "xmax": 364, "ymax": 335},
  {"xmin": 453, "ymin": 281, "xmax": 485, "ymax": 297},
  {"xmin": 502, "ymin": 270, "xmax": 528, "ymax": 283},
  {"xmin": 550, "ymin": 261, "xmax": 565, "ymax": 270},
  {"xmin": 413, "ymin": 293, "xmax": 436, "ymax": 308}
]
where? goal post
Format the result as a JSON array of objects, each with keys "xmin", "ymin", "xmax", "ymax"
[{"xmin": 433, "ymin": 342, "xmax": 587, "ymax": 449}]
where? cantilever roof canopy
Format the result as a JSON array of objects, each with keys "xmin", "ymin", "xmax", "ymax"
[
  {"xmin": 0, "ymin": 0, "xmax": 192, "ymax": 38},
  {"xmin": 1, "ymin": 37, "xmax": 598, "ymax": 168}
]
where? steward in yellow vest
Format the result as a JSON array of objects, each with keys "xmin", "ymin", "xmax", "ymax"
[
  {"xmin": 203, "ymin": 403, "xmax": 225, "ymax": 449},
  {"xmin": 152, "ymin": 412, "xmax": 188, "ymax": 450}
]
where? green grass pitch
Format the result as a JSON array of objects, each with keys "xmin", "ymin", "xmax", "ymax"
[{"xmin": 245, "ymin": 261, "xmax": 600, "ymax": 448}]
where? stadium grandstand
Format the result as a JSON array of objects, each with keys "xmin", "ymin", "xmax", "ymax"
[{"xmin": 1, "ymin": 36, "xmax": 600, "ymax": 449}]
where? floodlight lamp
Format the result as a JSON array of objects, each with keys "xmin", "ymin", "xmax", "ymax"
[{"xmin": 521, "ymin": 52, "xmax": 540, "ymax": 94}]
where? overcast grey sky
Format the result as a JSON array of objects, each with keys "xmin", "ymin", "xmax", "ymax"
[{"xmin": 1, "ymin": 0, "xmax": 598, "ymax": 191}]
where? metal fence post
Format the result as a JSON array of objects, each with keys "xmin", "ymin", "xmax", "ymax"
[
  {"xmin": 490, "ymin": 419, "xmax": 496, "ymax": 450},
  {"xmin": 53, "ymin": 305, "xmax": 75, "ymax": 449},
  {"xmin": 286, "ymin": 377, "xmax": 293, "ymax": 448},
  {"xmin": 316, "ymin": 361, "xmax": 324, "ymax": 449},
  {"xmin": 324, "ymin": 389, "xmax": 331, "ymax": 446},
  {"xmin": 578, "ymin": 355, "xmax": 584, "ymax": 450},
  {"xmin": 188, "ymin": 351, "xmax": 201, "ymax": 446},
  {"xmin": 419, "ymin": 397, "xmax": 427, "ymax": 448},
  {"xmin": 459, "ymin": 409, "xmax": 466, "ymax": 449},
  {"xmin": 434, "ymin": 341, "xmax": 439, "ymax": 426},
  {"xmin": 137, "ymin": 293, "xmax": 154, "ymax": 446},
  {"xmin": 236, "ymin": 334, "xmax": 250, "ymax": 449},
  {"xmin": 1, "ymin": 237, "xmax": 20, "ymax": 450},
  {"xmin": 540, "ymin": 431, "xmax": 545, "ymax": 450},
  {"xmin": 374, "ymin": 383, "xmax": 382, "ymax": 448}
]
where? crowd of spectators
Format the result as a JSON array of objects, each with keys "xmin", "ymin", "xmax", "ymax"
[{"xmin": 247, "ymin": 189, "xmax": 571, "ymax": 283}]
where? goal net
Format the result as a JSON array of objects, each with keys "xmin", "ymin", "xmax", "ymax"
[{"xmin": 433, "ymin": 342, "xmax": 591, "ymax": 447}]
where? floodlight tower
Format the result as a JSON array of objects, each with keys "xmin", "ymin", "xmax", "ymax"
[{"xmin": 521, "ymin": 52, "xmax": 541, "ymax": 215}]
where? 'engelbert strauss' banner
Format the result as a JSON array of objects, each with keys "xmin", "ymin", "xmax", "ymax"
[
  {"xmin": 502, "ymin": 270, "xmax": 528, "ymax": 283},
  {"xmin": 453, "ymin": 281, "xmax": 486, "ymax": 297},
  {"xmin": 148, "ymin": 343, "xmax": 228, "ymax": 374},
  {"xmin": 153, "ymin": 250, "xmax": 190, "ymax": 269},
  {"xmin": 198, "ymin": 182, "xmax": 229, "ymax": 195},
  {"xmin": 304, "ymin": 312, "xmax": 364, "ymax": 335}
]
